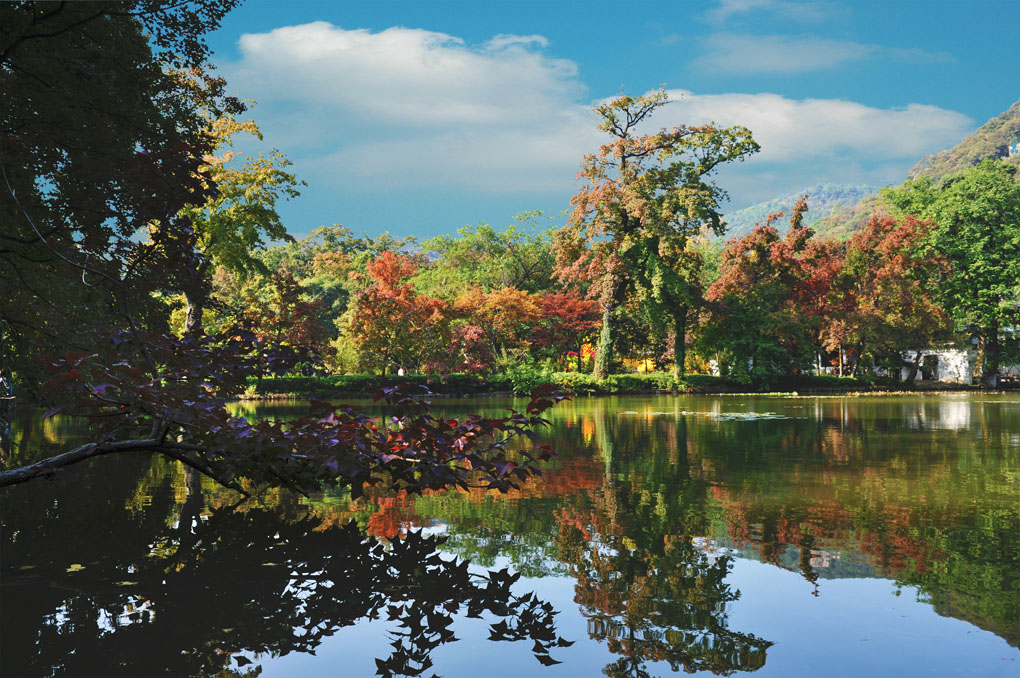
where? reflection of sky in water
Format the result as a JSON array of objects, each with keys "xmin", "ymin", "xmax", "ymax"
[
  {"xmin": 259, "ymin": 559, "xmax": 1019, "ymax": 678},
  {"xmin": 5, "ymin": 393, "xmax": 1020, "ymax": 677}
]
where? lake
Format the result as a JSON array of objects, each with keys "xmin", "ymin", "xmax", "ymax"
[{"xmin": 2, "ymin": 393, "xmax": 1019, "ymax": 677}]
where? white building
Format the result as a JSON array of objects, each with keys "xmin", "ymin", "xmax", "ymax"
[{"xmin": 898, "ymin": 347, "xmax": 976, "ymax": 383}]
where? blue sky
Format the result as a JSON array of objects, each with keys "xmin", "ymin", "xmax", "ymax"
[{"xmin": 206, "ymin": 0, "xmax": 1020, "ymax": 241}]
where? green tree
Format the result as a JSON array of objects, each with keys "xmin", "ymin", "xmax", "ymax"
[
  {"xmin": 555, "ymin": 90, "xmax": 758, "ymax": 380},
  {"xmin": 884, "ymin": 159, "xmax": 1020, "ymax": 385},
  {"xmin": 416, "ymin": 212, "xmax": 557, "ymax": 299},
  {"xmin": 177, "ymin": 114, "xmax": 302, "ymax": 337},
  {"xmin": 1, "ymin": 0, "xmax": 240, "ymax": 391}
]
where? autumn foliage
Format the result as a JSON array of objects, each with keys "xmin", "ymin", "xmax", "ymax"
[
  {"xmin": 343, "ymin": 252, "xmax": 450, "ymax": 375},
  {"xmin": 530, "ymin": 291, "xmax": 601, "ymax": 370},
  {"xmin": 702, "ymin": 199, "xmax": 841, "ymax": 382}
]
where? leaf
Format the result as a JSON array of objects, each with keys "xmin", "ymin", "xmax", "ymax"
[{"xmin": 535, "ymin": 654, "xmax": 562, "ymax": 666}]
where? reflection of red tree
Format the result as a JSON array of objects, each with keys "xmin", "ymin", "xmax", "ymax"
[
  {"xmin": 366, "ymin": 491, "xmax": 420, "ymax": 539},
  {"xmin": 323, "ymin": 456, "xmax": 604, "ymax": 538},
  {"xmin": 553, "ymin": 500, "xmax": 772, "ymax": 674},
  {"xmin": 713, "ymin": 486, "xmax": 941, "ymax": 579}
]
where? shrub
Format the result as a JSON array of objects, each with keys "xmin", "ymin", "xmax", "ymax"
[{"xmin": 503, "ymin": 363, "xmax": 554, "ymax": 395}]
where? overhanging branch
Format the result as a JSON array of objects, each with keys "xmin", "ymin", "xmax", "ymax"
[{"xmin": 0, "ymin": 437, "xmax": 247, "ymax": 496}]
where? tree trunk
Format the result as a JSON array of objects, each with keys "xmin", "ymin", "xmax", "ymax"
[
  {"xmin": 671, "ymin": 306, "xmax": 688, "ymax": 380},
  {"xmin": 982, "ymin": 328, "xmax": 1000, "ymax": 387},
  {"xmin": 182, "ymin": 260, "xmax": 211, "ymax": 339},
  {"xmin": 904, "ymin": 350, "xmax": 922, "ymax": 384},
  {"xmin": 183, "ymin": 287, "xmax": 206, "ymax": 338},
  {"xmin": 593, "ymin": 305, "xmax": 613, "ymax": 381}
]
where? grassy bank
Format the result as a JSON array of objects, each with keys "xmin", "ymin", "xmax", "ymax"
[{"xmin": 241, "ymin": 371, "xmax": 964, "ymax": 399}]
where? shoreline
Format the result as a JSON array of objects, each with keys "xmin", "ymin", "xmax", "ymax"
[{"xmin": 240, "ymin": 381, "xmax": 1011, "ymax": 401}]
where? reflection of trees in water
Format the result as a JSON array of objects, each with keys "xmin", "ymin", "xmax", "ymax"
[
  {"xmin": 8, "ymin": 396, "xmax": 1020, "ymax": 671},
  {"xmin": 2, "ymin": 468, "xmax": 570, "ymax": 677},
  {"xmin": 557, "ymin": 513, "xmax": 771, "ymax": 677},
  {"xmin": 701, "ymin": 414, "xmax": 1020, "ymax": 646},
  {"xmin": 555, "ymin": 414, "xmax": 772, "ymax": 676},
  {"xmin": 346, "ymin": 397, "xmax": 1019, "ymax": 656}
]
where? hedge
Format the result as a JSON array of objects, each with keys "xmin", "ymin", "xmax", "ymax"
[{"xmin": 245, "ymin": 372, "xmax": 900, "ymax": 398}]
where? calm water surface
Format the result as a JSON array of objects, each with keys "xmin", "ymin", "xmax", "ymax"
[{"xmin": 2, "ymin": 393, "xmax": 1019, "ymax": 677}]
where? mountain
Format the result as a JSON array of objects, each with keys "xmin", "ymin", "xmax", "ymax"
[
  {"xmin": 909, "ymin": 98, "xmax": 1020, "ymax": 181},
  {"xmin": 728, "ymin": 98, "xmax": 1020, "ymax": 241},
  {"xmin": 722, "ymin": 183, "xmax": 877, "ymax": 239},
  {"xmin": 809, "ymin": 193, "xmax": 886, "ymax": 241}
]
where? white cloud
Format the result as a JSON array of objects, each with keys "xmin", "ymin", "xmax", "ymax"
[
  {"xmin": 232, "ymin": 22, "xmax": 580, "ymax": 129},
  {"xmin": 657, "ymin": 90, "xmax": 972, "ymax": 162},
  {"xmin": 695, "ymin": 33, "xmax": 952, "ymax": 74},
  {"xmin": 486, "ymin": 34, "xmax": 549, "ymax": 50},
  {"xmin": 645, "ymin": 90, "xmax": 972, "ymax": 206},
  {"xmin": 225, "ymin": 22, "xmax": 596, "ymax": 196},
  {"xmin": 706, "ymin": 0, "xmax": 841, "ymax": 24},
  {"xmin": 221, "ymin": 22, "xmax": 973, "ymax": 224}
]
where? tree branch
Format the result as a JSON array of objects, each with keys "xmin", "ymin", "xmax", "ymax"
[
  {"xmin": 0, "ymin": 436, "xmax": 247, "ymax": 497},
  {"xmin": 0, "ymin": 438, "xmax": 160, "ymax": 488}
]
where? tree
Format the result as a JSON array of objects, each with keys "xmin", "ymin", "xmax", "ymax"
[
  {"xmin": 255, "ymin": 225, "xmax": 419, "ymax": 341},
  {"xmin": 1, "ymin": 0, "xmax": 241, "ymax": 393},
  {"xmin": 884, "ymin": 159, "xmax": 1020, "ymax": 386},
  {"xmin": 177, "ymin": 114, "xmax": 302, "ymax": 337},
  {"xmin": 701, "ymin": 199, "xmax": 839, "ymax": 384},
  {"xmin": 531, "ymin": 291, "xmax": 601, "ymax": 371},
  {"xmin": 245, "ymin": 270, "xmax": 331, "ymax": 372},
  {"xmin": 555, "ymin": 89, "xmax": 758, "ymax": 379},
  {"xmin": 417, "ymin": 212, "xmax": 557, "ymax": 298},
  {"xmin": 453, "ymin": 286, "xmax": 541, "ymax": 367},
  {"xmin": 625, "ymin": 235, "xmax": 705, "ymax": 379},
  {"xmin": 341, "ymin": 252, "xmax": 449, "ymax": 375},
  {"xmin": 821, "ymin": 214, "xmax": 952, "ymax": 381}
]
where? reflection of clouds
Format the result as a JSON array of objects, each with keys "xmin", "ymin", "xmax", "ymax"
[
  {"xmin": 692, "ymin": 536, "xmax": 743, "ymax": 565},
  {"xmin": 695, "ymin": 536, "xmax": 840, "ymax": 570},
  {"xmin": 916, "ymin": 398, "xmax": 971, "ymax": 431},
  {"xmin": 808, "ymin": 549, "xmax": 840, "ymax": 569}
]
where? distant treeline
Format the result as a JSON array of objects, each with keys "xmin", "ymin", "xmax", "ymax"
[{"xmin": 191, "ymin": 159, "xmax": 1020, "ymax": 390}]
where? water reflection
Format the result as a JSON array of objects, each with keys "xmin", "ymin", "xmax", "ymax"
[
  {"xmin": 3, "ymin": 394, "xmax": 1020, "ymax": 675},
  {"xmin": 386, "ymin": 395, "xmax": 1020, "ymax": 655},
  {"xmin": 2, "ymin": 474, "xmax": 569, "ymax": 677},
  {"xmin": 552, "ymin": 415, "xmax": 771, "ymax": 676}
]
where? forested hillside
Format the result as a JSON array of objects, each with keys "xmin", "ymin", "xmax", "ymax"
[
  {"xmin": 910, "ymin": 98, "xmax": 1020, "ymax": 180},
  {"xmin": 795, "ymin": 97, "xmax": 1020, "ymax": 237},
  {"xmin": 811, "ymin": 194, "xmax": 887, "ymax": 240},
  {"xmin": 723, "ymin": 183, "xmax": 876, "ymax": 238}
]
